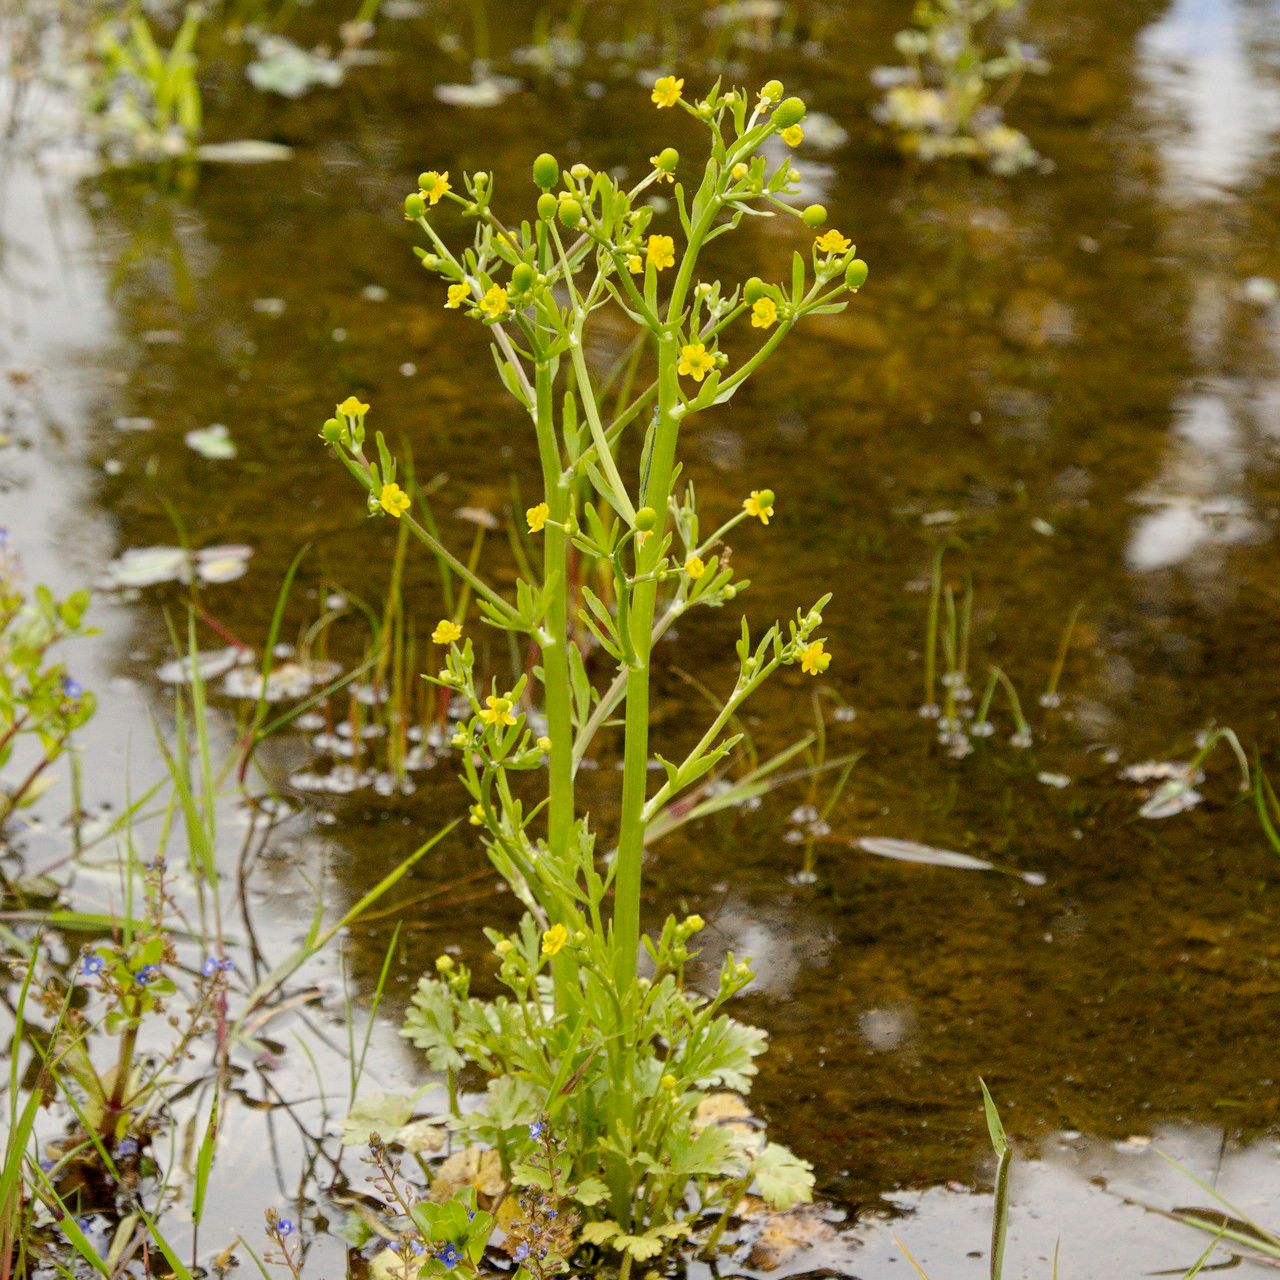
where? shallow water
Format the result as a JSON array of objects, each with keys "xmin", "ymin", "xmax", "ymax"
[{"xmin": 3, "ymin": 0, "xmax": 1280, "ymax": 1273}]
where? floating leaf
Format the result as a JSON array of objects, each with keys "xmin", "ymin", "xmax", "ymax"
[
  {"xmin": 434, "ymin": 75, "xmax": 521, "ymax": 108},
  {"xmin": 184, "ymin": 423, "xmax": 236, "ymax": 459},
  {"xmin": 156, "ymin": 647, "xmax": 246, "ymax": 685},
  {"xmin": 247, "ymin": 37, "xmax": 344, "ymax": 98},
  {"xmin": 751, "ymin": 1142, "xmax": 815, "ymax": 1211},
  {"xmin": 340, "ymin": 1093, "xmax": 415, "ymax": 1146},
  {"xmin": 856, "ymin": 837, "xmax": 1045, "ymax": 886}
]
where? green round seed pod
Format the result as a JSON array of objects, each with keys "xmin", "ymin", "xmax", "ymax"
[
  {"xmin": 801, "ymin": 203, "xmax": 827, "ymax": 228},
  {"xmin": 845, "ymin": 259, "xmax": 869, "ymax": 290},
  {"xmin": 537, "ymin": 192, "xmax": 558, "ymax": 221},
  {"xmin": 404, "ymin": 192, "xmax": 426, "ymax": 218},
  {"xmin": 634, "ymin": 507, "xmax": 658, "ymax": 532},
  {"xmin": 744, "ymin": 276, "xmax": 767, "ymax": 304},
  {"xmin": 760, "ymin": 79, "xmax": 784, "ymax": 103},
  {"xmin": 771, "ymin": 96, "xmax": 807, "ymax": 130},
  {"xmin": 532, "ymin": 152, "xmax": 559, "ymax": 190},
  {"xmin": 756, "ymin": 488, "xmax": 776, "ymax": 509},
  {"xmin": 320, "ymin": 417, "xmax": 344, "ymax": 443},
  {"xmin": 511, "ymin": 262, "xmax": 537, "ymax": 292},
  {"xmin": 417, "ymin": 172, "xmax": 434, "ymax": 189},
  {"xmin": 558, "ymin": 198, "xmax": 583, "ymax": 228},
  {"xmin": 657, "ymin": 146, "xmax": 679, "ymax": 171}
]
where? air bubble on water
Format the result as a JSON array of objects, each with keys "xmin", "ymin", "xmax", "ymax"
[
  {"xmin": 790, "ymin": 804, "xmax": 820, "ymax": 825},
  {"xmin": 1038, "ymin": 692, "xmax": 1061, "ymax": 708},
  {"xmin": 919, "ymin": 703, "xmax": 941, "ymax": 720}
]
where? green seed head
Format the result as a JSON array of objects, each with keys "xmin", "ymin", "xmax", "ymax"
[
  {"xmin": 657, "ymin": 146, "xmax": 679, "ymax": 172},
  {"xmin": 320, "ymin": 417, "xmax": 345, "ymax": 444},
  {"xmin": 404, "ymin": 192, "xmax": 426, "ymax": 219},
  {"xmin": 558, "ymin": 198, "xmax": 583, "ymax": 228},
  {"xmin": 845, "ymin": 258, "xmax": 869, "ymax": 290},
  {"xmin": 802, "ymin": 203, "xmax": 828, "ymax": 228},
  {"xmin": 537, "ymin": 192, "xmax": 558, "ymax": 221},
  {"xmin": 533, "ymin": 152, "xmax": 558, "ymax": 189},
  {"xmin": 756, "ymin": 488, "xmax": 776, "ymax": 509},
  {"xmin": 634, "ymin": 506, "xmax": 658, "ymax": 532},
  {"xmin": 760, "ymin": 79, "xmax": 784, "ymax": 104},
  {"xmin": 744, "ymin": 276, "xmax": 767, "ymax": 304},
  {"xmin": 511, "ymin": 262, "xmax": 537, "ymax": 292},
  {"xmin": 771, "ymin": 96, "xmax": 807, "ymax": 130}
]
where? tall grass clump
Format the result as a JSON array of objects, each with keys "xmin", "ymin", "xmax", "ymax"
[{"xmin": 321, "ymin": 75, "xmax": 870, "ymax": 1266}]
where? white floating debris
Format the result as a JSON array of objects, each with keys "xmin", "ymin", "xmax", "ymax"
[
  {"xmin": 857, "ymin": 837, "xmax": 1045, "ymax": 885},
  {"xmin": 247, "ymin": 37, "xmax": 344, "ymax": 98},
  {"xmin": 185, "ymin": 423, "xmax": 237, "ymax": 460},
  {"xmin": 1138, "ymin": 780, "xmax": 1204, "ymax": 819},
  {"xmin": 434, "ymin": 75, "xmax": 521, "ymax": 108},
  {"xmin": 223, "ymin": 659, "xmax": 342, "ymax": 703},
  {"xmin": 1037, "ymin": 772, "xmax": 1071, "ymax": 789},
  {"xmin": 156, "ymin": 647, "xmax": 249, "ymax": 685},
  {"xmin": 104, "ymin": 544, "xmax": 252, "ymax": 589},
  {"xmin": 113, "ymin": 416, "xmax": 155, "ymax": 432},
  {"xmin": 195, "ymin": 140, "xmax": 295, "ymax": 164},
  {"xmin": 252, "ymin": 297, "xmax": 287, "ymax": 316},
  {"xmin": 1241, "ymin": 276, "xmax": 1279, "ymax": 308}
]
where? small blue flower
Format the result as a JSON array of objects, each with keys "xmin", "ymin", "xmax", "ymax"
[
  {"xmin": 276, "ymin": 1218, "xmax": 295, "ymax": 1237},
  {"xmin": 39, "ymin": 1158, "xmax": 55, "ymax": 1172},
  {"xmin": 410, "ymin": 1241, "xmax": 426, "ymax": 1256},
  {"xmin": 437, "ymin": 1244, "xmax": 462, "ymax": 1269},
  {"xmin": 133, "ymin": 965, "xmax": 160, "ymax": 986},
  {"xmin": 80, "ymin": 955, "xmax": 105, "ymax": 977},
  {"xmin": 528, "ymin": 1121, "xmax": 545, "ymax": 1140},
  {"xmin": 220, "ymin": 957, "xmax": 235, "ymax": 972},
  {"xmin": 201, "ymin": 956, "xmax": 221, "ymax": 977},
  {"xmin": 116, "ymin": 1138, "xmax": 139, "ymax": 1157},
  {"xmin": 513, "ymin": 1244, "xmax": 531, "ymax": 1263},
  {"xmin": 62, "ymin": 676, "xmax": 84, "ymax": 700}
]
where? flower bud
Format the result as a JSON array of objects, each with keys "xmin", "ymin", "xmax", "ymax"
[
  {"xmin": 771, "ymin": 96, "xmax": 807, "ymax": 130},
  {"xmin": 512, "ymin": 262, "xmax": 537, "ymax": 292},
  {"xmin": 845, "ymin": 259, "xmax": 869, "ymax": 290},
  {"xmin": 537, "ymin": 192, "xmax": 558, "ymax": 221},
  {"xmin": 684, "ymin": 913, "xmax": 705, "ymax": 933},
  {"xmin": 320, "ymin": 417, "xmax": 345, "ymax": 444},
  {"xmin": 731, "ymin": 162, "xmax": 749, "ymax": 180},
  {"xmin": 558, "ymin": 198, "xmax": 583, "ymax": 228},
  {"xmin": 744, "ymin": 276, "xmax": 767, "ymax": 304},
  {"xmin": 657, "ymin": 146, "xmax": 679, "ymax": 172},
  {"xmin": 634, "ymin": 506, "xmax": 658, "ymax": 532},
  {"xmin": 660, "ymin": 1074, "xmax": 678, "ymax": 1091},
  {"xmin": 760, "ymin": 79, "xmax": 784, "ymax": 104},
  {"xmin": 472, "ymin": 171, "xmax": 489, "ymax": 188},
  {"xmin": 404, "ymin": 192, "xmax": 426, "ymax": 218},
  {"xmin": 570, "ymin": 162, "xmax": 591, "ymax": 179},
  {"xmin": 435, "ymin": 955, "xmax": 454, "ymax": 973},
  {"xmin": 532, "ymin": 152, "xmax": 558, "ymax": 190},
  {"xmin": 495, "ymin": 938, "xmax": 514, "ymax": 956},
  {"xmin": 801, "ymin": 203, "xmax": 827, "ymax": 228}
]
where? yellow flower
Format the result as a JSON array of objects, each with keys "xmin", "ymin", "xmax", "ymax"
[
  {"xmin": 781, "ymin": 125, "xmax": 804, "ymax": 147},
  {"xmin": 800, "ymin": 639, "xmax": 831, "ymax": 676},
  {"xmin": 815, "ymin": 229, "xmax": 852, "ymax": 255},
  {"xmin": 678, "ymin": 342, "xmax": 715, "ymax": 382},
  {"xmin": 479, "ymin": 284, "xmax": 509, "ymax": 318},
  {"xmin": 627, "ymin": 254, "xmax": 644, "ymax": 274},
  {"xmin": 480, "ymin": 695, "xmax": 517, "ymax": 727},
  {"xmin": 526, "ymin": 502, "xmax": 550, "ymax": 533},
  {"xmin": 380, "ymin": 483, "xmax": 411, "ymax": 518},
  {"xmin": 731, "ymin": 162, "xmax": 749, "ymax": 180},
  {"xmin": 468, "ymin": 803, "xmax": 484, "ymax": 826},
  {"xmin": 445, "ymin": 282, "xmax": 470, "ymax": 309},
  {"xmin": 419, "ymin": 171, "xmax": 451, "ymax": 204},
  {"xmin": 743, "ymin": 489, "xmax": 774, "ymax": 524},
  {"xmin": 660, "ymin": 1073, "xmax": 678, "ymax": 1091},
  {"xmin": 432, "ymin": 619, "xmax": 462, "ymax": 645},
  {"xmin": 541, "ymin": 923, "xmax": 569, "ymax": 956},
  {"xmin": 650, "ymin": 155, "xmax": 676, "ymax": 184},
  {"xmin": 651, "ymin": 76, "xmax": 684, "ymax": 108},
  {"xmin": 685, "ymin": 555, "xmax": 706, "ymax": 580},
  {"xmin": 536, "ymin": 736, "xmax": 552, "ymax": 753},
  {"xmin": 647, "ymin": 234, "xmax": 675, "ymax": 271},
  {"xmin": 338, "ymin": 395, "xmax": 369, "ymax": 418},
  {"xmin": 751, "ymin": 297, "xmax": 778, "ymax": 329}
]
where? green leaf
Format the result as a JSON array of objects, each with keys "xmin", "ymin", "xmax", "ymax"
[
  {"xmin": 580, "ymin": 1221, "xmax": 622, "ymax": 1246},
  {"xmin": 573, "ymin": 1177, "xmax": 609, "ymax": 1207},
  {"xmin": 980, "ymin": 1079, "xmax": 1009, "ymax": 1159},
  {"xmin": 340, "ymin": 1093, "xmax": 416, "ymax": 1146},
  {"xmin": 752, "ymin": 1142, "xmax": 815, "ymax": 1210}
]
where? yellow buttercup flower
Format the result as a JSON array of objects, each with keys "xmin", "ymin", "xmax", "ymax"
[
  {"xmin": 432, "ymin": 619, "xmax": 462, "ymax": 645},
  {"xmin": 338, "ymin": 395, "xmax": 369, "ymax": 418},
  {"xmin": 800, "ymin": 639, "xmax": 831, "ymax": 676},
  {"xmin": 678, "ymin": 342, "xmax": 715, "ymax": 382},
  {"xmin": 480, "ymin": 695, "xmax": 517, "ymax": 727},
  {"xmin": 651, "ymin": 76, "xmax": 684, "ymax": 108},
  {"xmin": 419, "ymin": 171, "xmax": 451, "ymax": 204},
  {"xmin": 479, "ymin": 284, "xmax": 509, "ymax": 318},
  {"xmin": 445, "ymin": 282, "xmax": 470, "ymax": 309},
  {"xmin": 751, "ymin": 297, "xmax": 778, "ymax": 329},
  {"xmin": 627, "ymin": 254, "xmax": 643, "ymax": 274},
  {"xmin": 647, "ymin": 234, "xmax": 675, "ymax": 271},
  {"xmin": 380, "ymin": 483, "xmax": 411, "ymax": 518},
  {"xmin": 526, "ymin": 502, "xmax": 550, "ymax": 533},
  {"xmin": 685, "ymin": 555, "xmax": 706, "ymax": 580},
  {"xmin": 542, "ymin": 923, "xmax": 569, "ymax": 955},
  {"xmin": 781, "ymin": 125, "xmax": 804, "ymax": 147},
  {"xmin": 743, "ymin": 489, "xmax": 774, "ymax": 524},
  {"xmin": 815, "ymin": 229, "xmax": 852, "ymax": 255},
  {"xmin": 650, "ymin": 155, "xmax": 676, "ymax": 184}
]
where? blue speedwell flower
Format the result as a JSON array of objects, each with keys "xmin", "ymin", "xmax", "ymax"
[
  {"xmin": 62, "ymin": 675, "xmax": 84, "ymax": 699},
  {"xmin": 528, "ymin": 1120, "xmax": 545, "ymax": 1140},
  {"xmin": 80, "ymin": 954, "xmax": 105, "ymax": 977},
  {"xmin": 276, "ymin": 1218, "xmax": 295, "ymax": 1237},
  {"xmin": 513, "ymin": 1244, "xmax": 531, "ymax": 1262},
  {"xmin": 437, "ymin": 1244, "xmax": 462, "ymax": 1269},
  {"xmin": 201, "ymin": 956, "xmax": 233, "ymax": 977},
  {"xmin": 133, "ymin": 965, "xmax": 160, "ymax": 986}
]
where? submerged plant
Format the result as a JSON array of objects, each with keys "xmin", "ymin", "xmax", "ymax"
[
  {"xmin": 872, "ymin": 0, "xmax": 1046, "ymax": 175},
  {"xmin": 323, "ymin": 75, "xmax": 868, "ymax": 1258}
]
